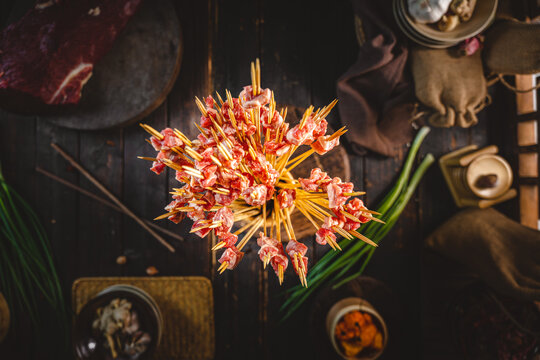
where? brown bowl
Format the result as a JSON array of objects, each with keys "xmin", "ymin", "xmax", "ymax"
[
  {"xmin": 402, "ymin": 0, "xmax": 498, "ymax": 42},
  {"xmin": 73, "ymin": 285, "xmax": 163, "ymax": 360}
]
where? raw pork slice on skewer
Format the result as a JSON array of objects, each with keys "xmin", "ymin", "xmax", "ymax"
[
  {"xmin": 218, "ymin": 246, "xmax": 245, "ymax": 272},
  {"xmin": 239, "ymin": 85, "xmax": 271, "ymax": 109},
  {"xmin": 311, "ymin": 135, "xmax": 340, "ymax": 155},
  {"xmin": 298, "ymin": 168, "xmax": 332, "ymax": 192},
  {"xmin": 139, "ymin": 59, "xmax": 383, "ymax": 287},
  {"xmin": 286, "ymin": 239, "xmax": 309, "ymax": 285},
  {"xmin": 257, "ymin": 233, "xmax": 280, "ymax": 267},
  {"xmin": 277, "ymin": 189, "xmax": 296, "ymax": 209},
  {"xmin": 212, "ymin": 232, "xmax": 238, "ymax": 251},
  {"xmin": 270, "ymin": 243, "xmax": 288, "ymax": 285}
]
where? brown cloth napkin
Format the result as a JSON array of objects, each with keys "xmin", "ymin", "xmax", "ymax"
[
  {"xmin": 426, "ymin": 208, "xmax": 540, "ymax": 301},
  {"xmin": 337, "ymin": 0, "xmax": 415, "ymax": 157}
]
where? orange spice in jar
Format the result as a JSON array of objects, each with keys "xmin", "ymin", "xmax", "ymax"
[{"xmin": 334, "ymin": 310, "xmax": 384, "ymax": 358}]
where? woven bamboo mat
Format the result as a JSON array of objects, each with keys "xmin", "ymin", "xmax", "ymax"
[{"xmin": 72, "ymin": 277, "xmax": 214, "ymax": 360}]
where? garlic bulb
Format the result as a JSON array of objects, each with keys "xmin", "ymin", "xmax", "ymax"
[{"xmin": 408, "ymin": 0, "xmax": 453, "ymax": 24}]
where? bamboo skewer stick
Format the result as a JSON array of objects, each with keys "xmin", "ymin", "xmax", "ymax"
[
  {"xmin": 35, "ymin": 167, "xmax": 185, "ymax": 243},
  {"xmin": 297, "ymin": 200, "xmax": 325, "ymax": 221},
  {"xmin": 294, "ymin": 202, "xmax": 320, "ymax": 231},
  {"xmin": 215, "ymin": 91, "xmax": 224, "ymax": 106},
  {"xmin": 344, "ymin": 191, "xmax": 367, "ymax": 197},
  {"xmin": 286, "ymin": 126, "xmax": 348, "ymax": 172},
  {"xmin": 137, "ymin": 156, "xmax": 159, "ymax": 162},
  {"xmin": 234, "ymin": 220, "xmax": 258, "ymax": 236},
  {"xmin": 279, "ymin": 209, "xmax": 293, "ymax": 241},
  {"xmin": 173, "ymin": 129, "xmax": 192, "ymax": 147},
  {"xmin": 285, "ymin": 208, "xmax": 295, "ymax": 240},
  {"xmin": 295, "ymin": 253, "xmax": 307, "ymax": 287},
  {"xmin": 278, "ymin": 264, "xmax": 284, "ymax": 285},
  {"xmin": 274, "ymin": 106, "xmax": 315, "ymax": 174},
  {"xmin": 287, "ymin": 148, "xmax": 314, "ymax": 166},
  {"xmin": 218, "ymin": 261, "xmax": 229, "ymax": 274},
  {"xmin": 274, "ymin": 196, "xmax": 281, "ymax": 242},
  {"xmin": 348, "ymin": 229, "xmax": 378, "ymax": 247},
  {"xmin": 270, "ymin": 203, "xmax": 275, "ymax": 239},
  {"xmin": 234, "ymin": 206, "xmax": 261, "ymax": 216},
  {"xmin": 211, "ymin": 242, "xmax": 226, "ymax": 251},
  {"xmin": 275, "ymin": 183, "xmax": 302, "ymax": 189},
  {"xmin": 325, "ymin": 235, "xmax": 338, "ymax": 251},
  {"xmin": 286, "ymin": 151, "xmax": 314, "ymax": 173},
  {"xmin": 332, "ymin": 226, "xmax": 353, "ymax": 240},
  {"xmin": 256, "ymin": 58, "xmax": 261, "ymax": 95},
  {"xmin": 263, "ymin": 202, "xmax": 267, "ymax": 236},
  {"xmin": 193, "ymin": 122, "xmax": 208, "ymax": 138},
  {"xmin": 195, "ymin": 96, "xmax": 208, "ymax": 117},
  {"xmin": 50, "ymin": 143, "xmax": 175, "ymax": 252},
  {"xmin": 237, "ymin": 217, "xmax": 264, "ymax": 251},
  {"xmin": 140, "ymin": 123, "xmax": 163, "ymax": 140},
  {"xmin": 154, "ymin": 211, "xmax": 177, "ymax": 220},
  {"xmin": 251, "ymin": 62, "xmax": 257, "ymax": 96},
  {"xmin": 305, "ymin": 200, "xmax": 331, "ymax": 218},
  {"xmin": 234, "ymin": 212, "xmax": 262, "ymax": 222}
]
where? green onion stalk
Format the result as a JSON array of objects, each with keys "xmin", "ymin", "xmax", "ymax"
[
  {"xmin": 280, "ymin": 126, "xmax": 434, "ymax": 321},
  {"xmin": 0, "ymin": 164, "xmax": 69, "ymax": 352}
]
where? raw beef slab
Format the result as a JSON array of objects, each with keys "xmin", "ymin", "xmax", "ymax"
[{"xmin": 0, "ymin": 0, "xmax": 142, "ymax": 105}]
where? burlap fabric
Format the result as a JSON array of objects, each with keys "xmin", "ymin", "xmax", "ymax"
[
  {"xmin": 483, "ymin": 19, "xmax": 540, "ymax": 75},
  {"xmin": 426, "ymin": 208, "xmax": 540, "ymax": 301},
  {"xmin": 411, "ymin": 47, "xmax": 488, "ymax": 128}
]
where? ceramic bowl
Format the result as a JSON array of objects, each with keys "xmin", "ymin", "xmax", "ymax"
[
  {"xmin": 401, "ymin": 0, "xmax": 498, "ymax": 42},
  {"xmin": 326, "ymin": 297, "xmax": 388, "ymax": 360},
  {"xmin": 465, "ymin": 154, "xmax": 513, "ymax": 199},
  {"xmin": 73, "ymin": 284, "xmax": 163, "ymax": 360},
  {"xmin": 393, "ymin": 0, "xmax": 458, "ymax": 48}
]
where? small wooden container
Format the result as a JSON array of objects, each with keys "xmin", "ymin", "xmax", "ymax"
[
  {"xmin": 439, "ymin": 145, "xmax": 517, "ymax": 208},
  {"xmin": 465, "ymin": 154, "xmax": 513, "ymax": 199}
]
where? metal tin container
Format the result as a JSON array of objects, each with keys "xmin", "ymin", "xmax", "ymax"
[
  {"xmin": 73, "ymin": 284, "xmax": 163, "ymax": 360},
  {"xmin": 326, "ymin": 297, "xmax": 388, "ymax": 360}
]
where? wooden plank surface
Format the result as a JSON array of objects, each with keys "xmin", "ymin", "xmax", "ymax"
[
  {"xmin": 259, "ymin": 0, "xmax": 314, "ymax": 357},
  {"xmin": 515, "ymin": 75, "xmax": 537, "ymax": 115},
  {"xmin": 0, "ymin": 0, "xmax": 524, "ymax": 359},
  {"xmin": 515, "ymin": 74, "xmax": 539, "ymax": 229},
  {"xmin": 212, "ymin": 1, "xmax": 262, "ymax": 358}
]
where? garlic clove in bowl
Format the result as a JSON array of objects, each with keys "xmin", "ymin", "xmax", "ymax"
[{"xmin": 407, "ymin": 0, "xmax": 452, "ymax": 24}]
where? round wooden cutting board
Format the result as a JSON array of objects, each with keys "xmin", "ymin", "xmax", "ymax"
[
  {"xmin": 237, "ymin": 106, "xmax": 351, "ymax": 240},
  {"xmin": 0, "ymin": 0, "xmax": 182, "ymax": 130},
  {"xmin": 47, "ymin": 0, "xmax": 182, "ymax": 130},
  {"xmin": 287, "ymin": 106, "xmax": 351, "ymax": 239}
]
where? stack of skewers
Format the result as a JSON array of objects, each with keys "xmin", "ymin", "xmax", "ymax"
[{"xmin": 139, "ymin": 60, "xmax": 383, "ymax": 287}]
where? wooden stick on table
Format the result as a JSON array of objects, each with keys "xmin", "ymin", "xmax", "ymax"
[
  {"xmin": 35, "ymin": 166, "xmax": 184, "ymax": 243},
  {"xmin": 50, "ymin": 143, "xmax": 175, "ymax": 252}
]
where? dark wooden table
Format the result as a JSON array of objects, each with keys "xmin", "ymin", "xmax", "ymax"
[{"xmin": 0, "ymin": 0, "xmax": 525, "ymax": 359}]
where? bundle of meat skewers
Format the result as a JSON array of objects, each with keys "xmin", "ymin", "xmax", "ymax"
[{"xmin": 139, "ymin": 60, "xmax": 383, "ymax": 287}]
